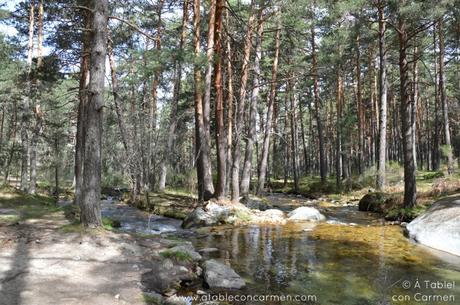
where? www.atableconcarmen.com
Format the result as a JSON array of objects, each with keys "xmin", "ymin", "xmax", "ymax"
[
  {"xmin": 392, "ymin": 279, "xmax": 456, "ymax": 303},
  {"xmin": 167, "ymin": 293, "xmax": 318, "ymax": 304}
]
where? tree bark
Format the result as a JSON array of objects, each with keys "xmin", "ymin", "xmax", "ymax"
[
  {"xmin": 214, "ymin": 0, "xmax": 226, "ymax": 200},
  {"xmin": 20, "ymin": 0, "xmax": 35, "ymax": 192},
  {"xmin": 398, "ymin": 8, "xmax": 416, "ymax": 208},
  {"xmin": 193, "ymin": 0, "xmax": 214, "ymax": 201},
  {"xmin": 311, "ymin": 24, "xmax": 327, "ymax": 182},
  {"xmin": 79, "ymin": 0, "xmax": 108, "ymax": 227},
  {"xmin": 438, "ymin": 18, "xmax": 454, "ymax": 175},
  {"xmin": 158, "ymin": 0, "xmax": 189, "ymax": 191},
  {"xmin": 231, "ymin": 4, "xmax": 256, "ymax": 202},
  {"xmin": 257, "ymin": 10, "xmax": 280, "ymax": 195},
  {"xmin": 432, "ymin": 22, "xmax": 441, "ymax": 171},
  {"xmin": 288, "ymin": 80, "xmax": 300, "ymax": 193},
  {"xmin": 29, "ymin": 0, "xmax": 44, "ymax": 194},
  {"xmin": 336, "ymin": 72, "xmax": 343, "ymax": 191},
  {"xmin": 376, "ymin": 0, "xmax": 387, "ymax": 190},
  {"xmin": 75, "ymin": 0, "xmax": 91, "ymax": 208},
  {"xmin": 241, "ymin": 7, "xmax": 264, "ymax": 198},
  {"xmin": 225, "ymin": 11, "xmax": 234, "ymax": 195}
]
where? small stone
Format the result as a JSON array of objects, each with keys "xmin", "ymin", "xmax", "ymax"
[{"xmin": 114, "ymin": 294, "xmax": 120, "ymax": 299}]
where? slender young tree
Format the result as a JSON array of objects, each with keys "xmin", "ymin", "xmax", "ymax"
[
  {"xmin": 29, "ymin": 0, "xmax": 44, "ymax": 194},
  {"xmin": 20, "ymin": 0, "xmax": 35, "ymax": 192},
  {"xmin": 158, "ymin": 0, "xmax": 189, "ymax": 192},
  {"xmin": 438, "ymin": 17, "xmax": 454, "ymax": 174}
]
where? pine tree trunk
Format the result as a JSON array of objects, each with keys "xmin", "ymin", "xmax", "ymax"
[
  {"xmin": 193, "ymin": 0, "xmax": 214, "ymax": 201},
  {"xmin": 336, "ymin": 72, "xmax": 343, "ymax": 191},
  {"xmin": 438, "ymin": 18, "xmax": 454, "ymax": 175},
  {"xmin": 158, "ymin": 0, "xmax": 189, "ymax": 192},
  {"xmin": 311, "ymin": 25, "xmax": 327, "ymax": 182},
  {"xmin": 398, "ymin": 11, "xmax": 417, "ymax": 208},
  {"xmin": 75, "ymin": 0, "xmax": 91, "ymax": 207},
  {"xmin": 80, "ymin": 0, "xmax": 108, "ymax": 227},
  {"xmin": 214, "ymin": 0, "xmax": 226, "ymax": 200},
  {"xmin": 412, "ymin": 44, "xmax": 419, "ymax": 170},
  {"xmin": 148, "ymin": 0, "xmax": 164, "ymax": 191},
  {"xmin": 257, "ymin": 11, "xmax": 280, "ymax": 195},
  {"xmin": 231, "ymin": 6, "xmax": 256, "ymax": 202},
  {"xmin": 288, "ymin": 80, "xmax": 300, "ymax": 193},
  {"xmin": 376, "ymin": 1, "xmax": 387, "ymax": 190},
  {"xmin": 20, "ymin": 0, "xmax": 35, "ymax": 192},
  {"xmin": 241, "ymin": 7, "xmax": 264, "ymax": 198},
  {"xmin": 225, "ymin": 15, "xmax": 234, "ymax": 195},
  {"xmin": 432, "ymin": 22, "xmax": 441, "ymax": 171},
  {"xmin": 29, "ymin": 0, "xmax": 44, "ymax": 195}
]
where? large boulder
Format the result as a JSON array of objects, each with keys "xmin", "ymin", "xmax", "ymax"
[
  {"xmin": 182, "ymin": 203, "xmax": 231, "ymax": 229},
  {"xmin": 358, "ymin": 192, "xmax": 388, "ymax": 213},
  {"xmin": 252, "ymin": 209, "xmax": 287, "ymax": 224},
  {"xmin": 287, "ymin": 207, "xmax": 326, "ymax": 221},
  {"xmin": 203, "ymin": 259, "xmax": 245, "ymax": 289},
  {"xmin": 406, "ymin": 196, "xmax": 460, "ymax": 256}
]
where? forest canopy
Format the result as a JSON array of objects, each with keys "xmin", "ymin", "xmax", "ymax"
[{"xmin": 0, "ymin": 0, "xmax": 459, "ymax": 227}]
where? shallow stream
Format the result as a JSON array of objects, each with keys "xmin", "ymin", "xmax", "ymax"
[{"xmin": 101, "ymin": 196, "xmax": 460, "ymax": 305}]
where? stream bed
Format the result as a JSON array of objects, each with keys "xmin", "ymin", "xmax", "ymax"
[{"xmin": 101, "ymin": 196, "xmax": 460, "ymax": 305}]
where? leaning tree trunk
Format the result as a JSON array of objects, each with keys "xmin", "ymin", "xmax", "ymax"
[
  {"xmin": 398, "ymin": 11, "xmax": 416, "ymax": 208},
  {"xmin": 376, "ymin": 0, "xmax": 387, "ymax": 190},
  {"xmin": 79, "ymin": 0, "xmax": 108, "ymax": 227},
  {"xmin": 241, "ymin": 8, "xmax": 264, "ymax": 198},
  {"xmin": 257, "ymin": 11, "xmax": 280, "ymax": 195}
]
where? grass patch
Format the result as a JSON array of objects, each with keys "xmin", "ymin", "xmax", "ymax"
[
  {"xmin": 0, "ymin": 187, "xmax": 61, "ymax": 221},
  {"xmin": 385, "ymin": 205, "xmax": 428, "ymax": 221},
  {"xmin": 102, "ymin": 217, "xmax": 121, "ymax": 230},
  {"xmin": 159, "ymin": 249, "xmax": 193, "ymax": 262}
]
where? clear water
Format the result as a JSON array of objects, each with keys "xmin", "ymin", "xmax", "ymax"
[{"xmin": 191, "ymin": 208, "xmax": 460, "ymax": 305}]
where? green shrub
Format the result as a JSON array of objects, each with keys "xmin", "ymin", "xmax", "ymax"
[{"xmin": 159, "ymin": 250, "xmax": 193, "ymax": 262}]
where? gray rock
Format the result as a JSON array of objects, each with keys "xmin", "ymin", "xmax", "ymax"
[
  {"xmin": 182, "ymin": 203, "xmax": 231, "ymax": 229},
  {"xmin": 288, "ymin": 207, "xmax": 326, "ymax": 221},
  {"xmin": 142, "ymin": 258, "xmax": 198, "ymax": 294},
  {"xmin": 162, "ymin": 244, "xmax": 202, "ymax": 261},
  {"xmin": 406, "ymin": 196, "xmax": 460, "ymax": 256},
  {"xmin": 203, "ymin": 259, "xmax": 245, "ymax": 289}
]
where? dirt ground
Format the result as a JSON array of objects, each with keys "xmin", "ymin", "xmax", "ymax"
[{"xmin": 0, "ymin": 211, "xmax": 155, "ymax": 305}]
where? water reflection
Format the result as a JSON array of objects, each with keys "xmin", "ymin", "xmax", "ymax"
[{"xmin": 194, "ymin": 221, "xmax": 460, "ymax": 305}]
